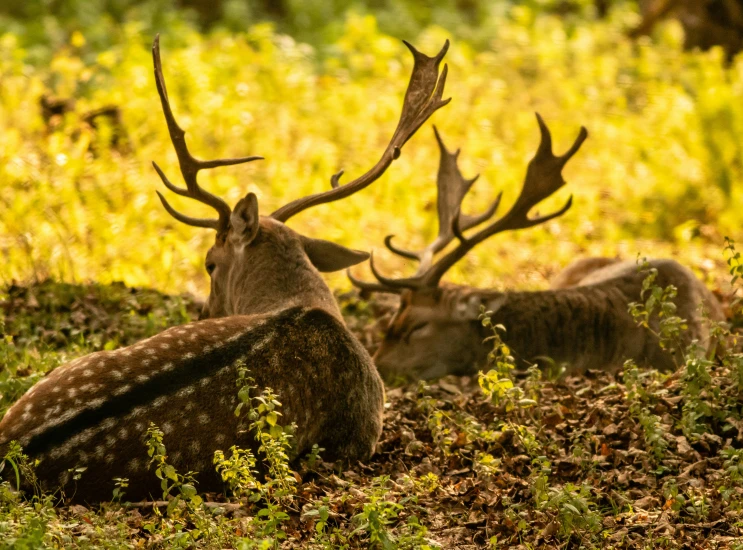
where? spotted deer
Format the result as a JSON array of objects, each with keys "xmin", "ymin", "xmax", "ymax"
[
  {"xmin": 0, "ymin": 36, "xmax": 451, "ymax": 502},
  {"xmin": 351, "ymin": 117, "xmax": 725, "ymax": 380}
]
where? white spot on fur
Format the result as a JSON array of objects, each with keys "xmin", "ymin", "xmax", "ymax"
[
  {"xmin": 198, "ymin": 414, "xmax": 209, "ymax": 425},
  {"xmin": 127, "ymin": 458, "xmax": 142, "ymax": 472},
  {"xmin": 162, "ymin": 422, "xmax": 173, "ymax": 434},
  {"xmin": 215, "ymin": 433, "xmax": 225, "ymax": 444},
  {"xmin": 110, "ymin": 370, "xmax": 123, "ymax": 379},
  {"xmin": 161, "ymin": 362, "xmax": 175, "ymax": 373},
  {"xmin": 83, "ymin": 369, "xmax": 93, "ymax": 377},
  {"xmin": 136, "ymin": 374, "xmax": 150, "ymax": 383},
  {"xmin": 153, "ymin": 396, "xmax": 167, "ymax": 408},
  {"xmin": 118, "ymin": 427, "xmax": 129, "ymax": 440},
  {"xmin": 102, "ymin": 418, "xmax": 117, "ymax": 430},
  {"xmin": 189, "ymin": 441, "xmax": 201, "ymax": 454},
  {"xmin": 114, "ymin": 384, "xmax": 132, "ymax": 396},
  {"xmin": 176, "ymin": 386, "xmax": 195, "ymax": 398},
  {"xmin": 184, "ymin": 352, "xmax": 195, "ymax": 360},
  {"xmin": 67, "ymin": 388, "xmax": 77, "ymax": 398}
]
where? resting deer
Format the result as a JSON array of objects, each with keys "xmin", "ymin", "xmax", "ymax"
[
  {"xmin": 351, "ymin": 118, "xmax": 725, "ymax": 380},
  {"xmin": 0, "ymin": 36, "xmax": 451, "ymax": 502}
]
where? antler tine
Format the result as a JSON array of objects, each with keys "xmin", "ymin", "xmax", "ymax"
[
  {"xmin": 270, "ymin": 40, "xmax": 451, "ymax": 223},
  {"xmin": 419, "ymin": 114, "xmax": 588, "ymax": 287},
  {"xmin": 152, "ymin": 35, "xmax": 263, "ymax": 232},
  {"xmin": 369, "ymin": 252, "xmax": 427, "ymax": 290},
  {"xmin": 431, "ymin": 126, "xmax": 501, "ymax": 247},
  {"xmin": 384, "ymin": 235, "xmax": 421, "ymax": 261},
  {"xmin": 347, "ymin": 268, "xmax": 404, "ymax": 295}
]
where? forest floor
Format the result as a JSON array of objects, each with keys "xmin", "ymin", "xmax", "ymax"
[{"xmin": 1, "ymin": 279, "xmax": 742, "ymax": 549}]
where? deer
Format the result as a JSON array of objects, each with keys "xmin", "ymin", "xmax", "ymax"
[
  {"xmin": 0, "ymin": 36, "xmax": 451, "ymax": 503},
  {"xmin": 350, "ymin": 117, "xmax": 726, "ymax": 381}
]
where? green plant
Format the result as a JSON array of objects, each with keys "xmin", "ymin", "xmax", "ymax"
[
  {"xmin": 145, "ymin": 423, "xmax": 203, "ymax": 515},
  {"xmin": 628, "ymin": 258, "xmax": 688, "ymax": 357},
  {"xmin": 478, "ymin": 307, "xmax": 538, "ymax": 412},
  {"xmin": 541, "ymin": 483, "xmax": 602, "ymax": 541}
]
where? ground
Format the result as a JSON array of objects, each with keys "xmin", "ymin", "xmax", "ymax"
[{"xmin": 1, "ymin": 279, "xmax": 742, "ymax": 548}]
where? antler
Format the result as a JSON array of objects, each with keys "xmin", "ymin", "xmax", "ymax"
[
  {"xmin": 152, "ymin": 35, "xmax": 263, "ymax": 233},
  {"xmin": 384, "ymin": 125, "xmax": 501, "ymax": 272},
  {"xmin": 270, "ymin": 40, "xmax": 451, "ymax": 223},
  {"xmin": 364, "ymin": 113, "xmax": 588, "ymax": 290}
]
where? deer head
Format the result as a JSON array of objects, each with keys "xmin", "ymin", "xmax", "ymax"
[
  {"xmin": 351, "ymin": 116, "xmax": 588, "ymax": 380},
  {"xmin": 151, "ymin": 35, "xmax": 451, "ymax": 320}
]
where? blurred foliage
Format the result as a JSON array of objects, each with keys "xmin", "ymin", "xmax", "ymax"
[
  {"xmin": 0, "ymin": 1, "xmax": 741, "ymax": 298},
  {"xmin": 0, "ymin": 0, "xmax": 614, "ymax": 62}
]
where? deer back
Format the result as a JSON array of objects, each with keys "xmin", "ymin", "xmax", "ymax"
[{"xmin": 0, "ymin": 308, "xmax": 383, "ymax": 502}]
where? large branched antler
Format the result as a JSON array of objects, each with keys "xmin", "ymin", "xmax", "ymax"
[
  {"xmin": 384, "ymin": 125, "xmax": 501, "ymax": 272},
  {"xmin": 362, "ymin": 113, "xmax": 588, "ymax": 291},
  {"xmin": 270, "ymin": 40, "xmax": 451, "ymax": 223},
  {"xmin": 152, "ymin": 35, "xmax": 263, "ymax": 233}
]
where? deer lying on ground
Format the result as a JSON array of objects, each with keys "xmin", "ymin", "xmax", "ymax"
[
  {"xmin": 0, "ymin": 36, "xmax": 451, "ymax": 502},
  {"xmin": 350, "ymin": 119, "xmax": 725, "ymax": 381}
]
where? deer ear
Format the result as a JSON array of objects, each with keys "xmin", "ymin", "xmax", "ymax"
[
  {"xmin": 301, "ymin": 236, "xmax": 370, "ymax": 273},
  {"xmin": 230, "ymin": 193, "xmax": 260, "ymax": 243}
]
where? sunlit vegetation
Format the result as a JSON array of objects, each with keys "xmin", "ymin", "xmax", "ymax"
[{"xmin": 1, "ymin": 2, "xmax": 741, "ymax": 296}]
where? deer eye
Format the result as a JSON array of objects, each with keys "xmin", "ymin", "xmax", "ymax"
[
  {"xmin": 405, "ymin": 322, "xmax": 429, "ymax": 342},
  {"xmin": 206, "ymin": 262, "xmax": 216, "ymax": 275}
]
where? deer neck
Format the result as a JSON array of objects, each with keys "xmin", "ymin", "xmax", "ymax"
[{"xmin": 224, "ymin": 251, "xmax": 343, "ymax": 321}]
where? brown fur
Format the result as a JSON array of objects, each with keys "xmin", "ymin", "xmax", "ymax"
[
  {"xmin": 374, "ymin": 259, "xmax": 725, "ymax": 380},
  {"xmin": 0, "ymin": 211, "xmax": 384, "ymax": 503}
]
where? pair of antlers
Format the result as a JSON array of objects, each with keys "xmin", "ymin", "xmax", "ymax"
[
  {"xmin": 350, "ymin": 114, "xmax": 588, "ymax": 293},
  {"xmin": 152, "ymin": 35, "xmax": 450, "ymax": 232}
]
